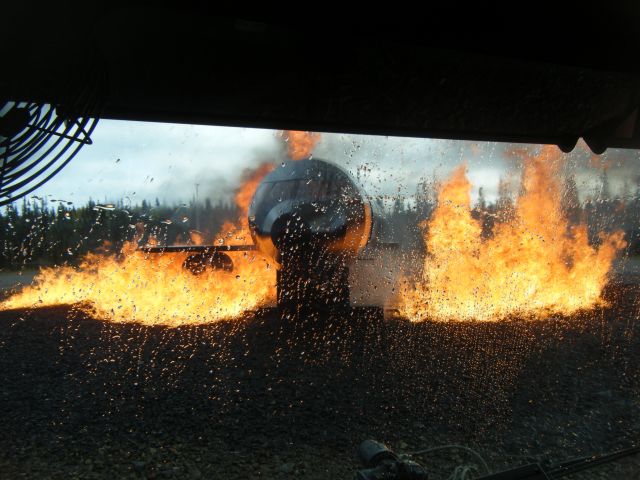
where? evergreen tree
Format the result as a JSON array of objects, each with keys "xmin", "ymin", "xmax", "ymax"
[
  {"xmin": 562, "ymin": 173, "xmax": 581, "ymax": 224},
  {"xmin": 477, "ymin": 186, "xmax": 486, "ymax": 210},
  {"xmin": 599, "ymin": 169, "xmax": 611, "ymax": 200}
]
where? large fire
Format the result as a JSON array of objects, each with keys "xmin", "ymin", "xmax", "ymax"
[
  {"xmin": 1, "ymin": 138, "xmax": 625, "ymax": 325},
  {"xmin": 1, "ymin": 165, "xmax": 278, "ymax": 327},
  {"xmin": 220, "ymin": 163, "xmax": 275, "ymax": 245},
  {"xmin": 398, "ymin": 146, "xmax": 626, "ymax": 322},
  {"xmin": 1, "ymin": 132, "xmax": 323, "ymax": 326},
  {"xmin": 284, "ymin": 130, "xmax": 320, "ymax": 160}
]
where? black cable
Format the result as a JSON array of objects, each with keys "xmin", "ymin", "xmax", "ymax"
[{"xmin": 401, "ymin": 444, "xmax": 491, "ymax": 475}]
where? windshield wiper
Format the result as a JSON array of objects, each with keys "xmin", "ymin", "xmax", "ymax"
[
  {"xmin": 357, "ymin": 440, "xmax": 639, "ymax": 480},
  {"xmin": 544, "ymin": 445, "xmax": 640, "ymax": 479}
]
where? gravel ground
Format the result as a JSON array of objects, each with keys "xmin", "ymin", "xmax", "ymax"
[{"xmin": 0, "ymin": 283, "xmax": 639, "ymax": 479}]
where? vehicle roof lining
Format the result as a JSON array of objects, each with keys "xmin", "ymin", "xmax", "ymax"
[{"xmin": 4, "ymin": 5, "xmax": 640, "ymax": 152}]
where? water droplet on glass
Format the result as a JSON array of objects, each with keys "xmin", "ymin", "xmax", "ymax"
[{"xmin": 95, "ymin": 204, "xmax": 116, "ymax": 211}]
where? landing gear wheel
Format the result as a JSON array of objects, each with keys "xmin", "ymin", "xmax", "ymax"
[{"xmin": 183, "ymin": 252, "xmax": 233, "ymax": 275}]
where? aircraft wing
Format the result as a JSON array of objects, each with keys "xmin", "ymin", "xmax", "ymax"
[{"xmin": 139, "ymin": 245, "xmax": 256, "ymax": 253}]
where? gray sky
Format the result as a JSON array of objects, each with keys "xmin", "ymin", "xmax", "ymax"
[{"xmin": 27, "ymin": 119, "xmax": 640, "ymax": 208}]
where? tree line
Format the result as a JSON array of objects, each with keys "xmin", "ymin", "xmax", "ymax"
[
  {"xmin": 1, "ymin": 170, "xmax": 639, "ymax": 270},
  {"xmin": 383, "ymin": 171, "xmax": 640, "ymax": 255},
  {"xmin": 0, "ymin": 197, "xmax": 237, "ymax": 269}
]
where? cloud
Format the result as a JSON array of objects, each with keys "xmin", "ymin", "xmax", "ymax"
[{"xmin": 27, "ymin": 120, "xmax": 640, "ymax": 209}]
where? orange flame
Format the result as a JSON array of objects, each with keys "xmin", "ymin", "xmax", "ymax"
[
  {"xmin": 189, "ymin": 230, "xmax": 205, "ymax": 245},
  {"xmin": 219, "ymin": 162, "xmax": 275, "ymax": 246},
  {"xmin": 284, "ymin": 130, "xmax": 321, "ymax": 160},
  {"xmin": 1, "ymin": 165, "xmax": 278, "ymax": 327},
  {"xmin": 235, "ymin": 163, "xmax": 275, "ymax": 219},
  {"xmin": 398, "ymin": 146, "xmax": 626, "ymax": 322}
]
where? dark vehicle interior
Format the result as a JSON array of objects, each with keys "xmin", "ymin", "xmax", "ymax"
[
  {"xmin": 2, "ymin": 4, "xmax": 640, "ymax": 479},
  {"xmin": 4, "ymin": 4, "xmax": 640, "ymax": 150}
]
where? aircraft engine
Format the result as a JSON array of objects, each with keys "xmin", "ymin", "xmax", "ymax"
[{"xmin": 248, "ymin": 159, "xmax": 374, "ymax": 307}]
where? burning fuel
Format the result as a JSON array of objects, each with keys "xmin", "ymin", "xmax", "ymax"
[
  {"xmin": 1, "ymin": 164, "xmax": 278, "ymax": 327},
  {"xmin": 0, "ymin": 132, "xmax": 318, "ymax": 326},
  {"xmin": 283, "ymin": 131, "xmax": 321, "ymax": 160},
  {"xmin": 1, "ymin": 244, "xmax": 275, "ymax": 326},
  {"xmin": 397, "ymin": 146, "xmax": 627, "ymax": 322},
  {"xmin": 219, "ymin": 163, "xmax": 275, "ymax": 245}
]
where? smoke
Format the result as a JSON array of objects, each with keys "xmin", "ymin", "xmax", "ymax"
[
  {"xmin": 156, "ymin": 142, "xmax": 284, "ymax": 209},
  {"xmin": 282, "ymin": 131, "xmax": 321, "ymax": 160}
]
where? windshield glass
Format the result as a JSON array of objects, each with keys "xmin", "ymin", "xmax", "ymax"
[{"xmin": 1, "ymin": 122, "xmax": 639, "ymax": 478}]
